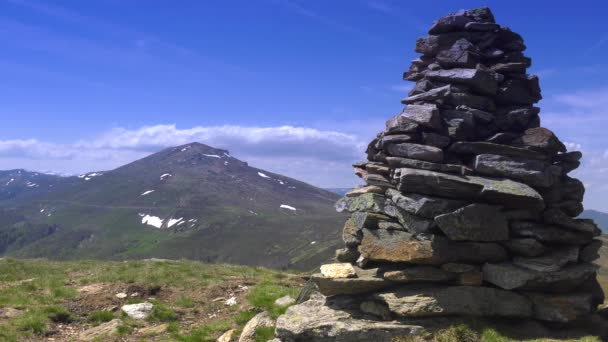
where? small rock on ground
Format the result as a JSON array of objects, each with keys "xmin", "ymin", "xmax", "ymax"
[
  {"xmin": 274, "ymin": 296, "xmax": 296, "ymax": 307},
  {"xmin": 121, "ymin": 302, "xmax": 154, "ymax": 320},
  {"xmin": 239, "ymin": 311, "xmax": 275, "ymax": 342},
  {"xmin": 78, "ymin": 319, "xmax": 121, "ymax": 341},
  {"xmin": 216, "ymin": 329, "xmax": 235, "ymax": 342}
]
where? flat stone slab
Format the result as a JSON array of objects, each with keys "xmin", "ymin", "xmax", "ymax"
[
  {"xmin": 396, "ymin": 168, "xmax": 544, "ymax": 210},
  {"xmin": 276, "ymin": 294, "xmax": 424, "ymax": 342},
  {"xmin": 383, "ymin": 266, "xmax": 456, "ymax": 283},
  {"xmin": 386, "ymin": 189, "xmax": 468, "ymax": 219},
  {"xmin": 482, "ymin": 262, "xmax": 598, "ymax": 292},
  {"xmin": 372, "ymin": 285, "xmax": 532, "ymax": 318},
  {"xmin": 473, "ymin": 154, "xmax": 556, "ymax": 187},
  {"xmin": 312, "ymin": 268, "xmax": 394, "ymax": 296},
  {"xmin": 359, "ymin": 229, "xmax": 507, "ymax": 265},
  {"xmin": 435, "ymin": 203, "xmax": 509, "ymax": 241},
  {"xmin": 386, "ymin": 143, "xmax": 444, "ymax": 163},
  {"xmin": 449, "ymin": 141, "xmax": 548, "ymax": 160},
  {"xmin": 426, "ymin": 68, "xmax": 498, "ymax": 96},
  {"xmin": 510, "ymin": 221, "xmax": 594, "ymax": 245},
  {"xmin": 525, "ymin": 292, "xmax": 595, "ymax": 323}
]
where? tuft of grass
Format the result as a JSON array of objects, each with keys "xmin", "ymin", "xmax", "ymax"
[
  {"xmin": 148, "ymin": 302, "xmax": 178, "ymax": 322},
  {"xmin": 175, "ymin": 320, "xmax": 232, "ymax": 342},
  {"xmin": 234, "ymin": 310, "xmax": 258, "ymax": 325},
  {"xmin": 247, "ymin": 281, "xmax": 299, "ymax": 318},
  {"xmin": 44, "ymin": 305, "xmax": 74, "ymax": 323},
  {"xmin": 14, "ymin": 310, "xmax": 48, "ymax": 335},
  {"xmin": 254, "ymin": 326, "xmax": 276, "ymax": 341},
  {"xmin": 88, "ymin": 310, "xmax": 115, "ymax": 324},
  {"xmin": 436, "ymin": 324, "xmax": 479, "ymax": 342},
  {"xmin": 175, "ymin": 296, "xmax": 195, "ymax": 308}
]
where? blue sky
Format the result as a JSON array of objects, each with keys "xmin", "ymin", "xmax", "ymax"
[{"xmin": 1, "ymin": 0, "xmax": 608, "ymax": 211}]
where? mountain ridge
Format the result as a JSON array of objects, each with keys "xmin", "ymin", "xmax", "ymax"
[{"xmin": 0, "ymin": 142, "xmax": 346, "ymax": 270}]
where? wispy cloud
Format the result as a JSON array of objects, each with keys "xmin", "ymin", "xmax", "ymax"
[
  {"xmin": 267, "ymin": 0, "xmax": 382, "ymax": 41},
  {"xmin": 0, "ymin": 124, "xmax": 368, "ymax": 187},
  {"xmin": 361, "ymin": 0, "xmax": 427, "ymax": 32}
]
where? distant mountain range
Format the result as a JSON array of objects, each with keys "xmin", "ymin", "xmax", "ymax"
[{"xmin": 0, "ymin": 143, "xmax": 346, "ymax": 270}]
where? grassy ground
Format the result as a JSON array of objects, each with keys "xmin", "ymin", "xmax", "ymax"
[
  {"xmin": 0, "ymin": 258, "xmax": 301, "ymax": 341},
  {"xmin": 0, "ymin": 258, "xmax": 605, "ymax": 341}
]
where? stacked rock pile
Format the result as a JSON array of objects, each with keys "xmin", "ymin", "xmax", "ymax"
[{"xmin": 277, "ymin": 8, "xmax": 605, "ymax": 339}]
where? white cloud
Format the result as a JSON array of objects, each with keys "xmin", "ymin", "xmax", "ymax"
[{"xmin": 0, "ymin": 124, "xmax": 367, "ymax": 188}]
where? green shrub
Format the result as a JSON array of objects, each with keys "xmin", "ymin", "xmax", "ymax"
[
  {"xmin": 148, "ymin": 303, "xmax": 178, "ymax": 322},
  {"xmin": 44, "ymin": 306, "xmax": 74, "ymax": 323},
  {"xmin": 254, "ymin": 326, "xmax": 275, "ymax": 341},
  {"xmin": 88, "ymin": 310, "xmax": 115, "ymax": 324}
]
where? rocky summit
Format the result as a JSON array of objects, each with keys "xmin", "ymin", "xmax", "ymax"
[{"xmin": 277, "ymin": 7, "xmax": 606, "ymax": 341}]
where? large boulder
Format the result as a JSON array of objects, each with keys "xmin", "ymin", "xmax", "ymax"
[
  {"xmin": 358, "ymin": 229, "xmax": 507, "ymax": 265},
  {"xmin": 275, "ymin": 294, "xmax": 424, "ymax": 342},
  {"xmin": 372, "ymin": 285, "xmax": 532, "ymax": 318},
  {"xmin": 434, "ymin": 203, "xmax": 509, "ymax": 241}
]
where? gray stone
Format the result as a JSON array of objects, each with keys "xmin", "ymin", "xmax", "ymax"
[
  {"xmin": 473, "ymin": 154, "xmax": 555, "ymax": 187},
  {"xmin": 373, "ymin": 285, "xmax": 532, "ymax": 318},
  {"xmin": 554, "ymin": 151, "xmax": 583, "ymax": 163},
  {"xmin": 422, "ymin": 132, "xmax": 450, "ymax": 148},
  {"xmin": 448, "ymin": 91, "xmax": 496, "ymax": 112},
  {"xmin": 429, "ymin": 14, "xmax": 473, "ymax": 34},
  {"xmin": 360, "ymin": 300, "xmax": 392, "ymax": 320},
  {"xmin": 239, "ymin": 312, "xmax": 275, "ymax": 342},
  {"xmin": 346, "ymin": 186, "xmax": 385, "ymax": 197},
  {"xmin": 496, "ymin": 78, "xmax": 541, "ymax": 105},
  {"xmin": 377, "ymin": 221, "xmax": 406, "ymax": 231},
  {"xmin": 402, "ymin": 86, "xmax": 451, "ymax": 106},
  {"xmin": 380, "ymin": 134, "xmax": 418, "ymax": 147},
  {"xmin": 398, "ymin": 104, "xmax": 443, "ymax": 130},
  {"xmin": 396, "ymin": 168, "xmax": 545, "ymax": 210},
  {"xmin": 364, "ymin": 173, "xmax": 393, "ymax": 188},
  {"xmin": 465, "ymin": 21, "xmax": 500, "ymax": 31},
  {"xmin": 351, "ymin": 211, "xmax": 390, "ymax": 229},
  {"xmin": 513, "ymin": 246, "xmax": 579, "ymax": 272},
  {"xmin": 485, "ymin": 132, "xmax": 517, "ymax": 144},
  {"xmin": 311, "ymin": 269, "xmax": 393, "ymax": 296},
  {"xmin": 382, "ymin": 204, "xmax": 436, "ymax": 234},
  {"xmin": 503, "ymin": 239, "xmax": 547, "ymax": 257},
  {"xmin": 526, "ymin": 292, "xmax": 595, "ymax": 323},
  {"xmin": 512, "ymin": 127, "xmax": 566, "ymax": 154},
  {"xmin": 385, "ymin": 189, "xmax": 468, "ymax": 219},
  {"xmin": 386, "ymin": 143, "xmax": 443, "ymax": 163},
  {"xmin": 435, "ymin": 203, "xmax": 509, "ymax": 241},
  {"xmin": 78, "ymin": 319, "xmax": 122, "ymax": 341},
  {"xmin": 275, "ymin": 293, "xmax": 424, "ymax": 342},
  {"xmin": 482, "ymin": 263, "xmax": 597, "ymax": 291},
  {"xmin": 386, "ymin": 157, "xmax": 469, "ymax": 175},
  {"xmin": 335, "ymin": 247, "xmax": 360, "ymax": 263},
  {"xmin": 580, "ymin": 240, "xmax": 603, "ymax": 263},
  {"xmin": 449, "ymin": 141, "xmax": 548, "ymax": 160},
  {"xmin": 383, "ymin": 266, "xmax": 455, "ymax": 283},
  {"xmin": 343, "ymin": 218, "xmax": 362, "ymax": 247},
  {"xmin": 121, "ymin": 302, "xmax": 154, "ymax": 320},
  {"xmin": 510, "ymin": 221, "xmax": 594, "ymax": 245},
  {"xmin": 426, "ymin": 68, "xmax": 498, "ymax": 96},
  {"xmin": 436, "ymin": 39, "xmax": 479, "ymax": 68},
  {"xmin": 385, "ymin": 114, "xmax": 420, "ymax": 134},
  {"xmin": 358, "ymin": 229, "xmax": 507, "ymax": 265},
  {"xmin": 335, "ymin": 193, "xmax": 385, "ymax": 213},
  {"xmin": 275, "ymin": 296, "xmax": 296, "ymax": 308},
  {"xmin": 543, "ymin": 208, "xmax": 602, "ymax": 236}
]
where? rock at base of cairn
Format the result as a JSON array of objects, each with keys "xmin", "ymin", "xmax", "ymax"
[{"xmin": 277, "ymin": 5, "xmax": 605, "ymax": 341}]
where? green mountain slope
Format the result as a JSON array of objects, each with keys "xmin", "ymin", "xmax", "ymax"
[{"xmin": 0, "ymin": 143, "xmax": 346, "ymax": 270}]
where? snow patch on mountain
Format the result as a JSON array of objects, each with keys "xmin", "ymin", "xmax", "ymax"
[{"xmin": 280, "ymin": 204, "xmax": 296, "ymax": 211}]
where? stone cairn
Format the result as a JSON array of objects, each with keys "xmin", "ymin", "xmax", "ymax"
[{"xmin": 276, "ymin": 7, "xmax": 605, "ymax": 341}]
